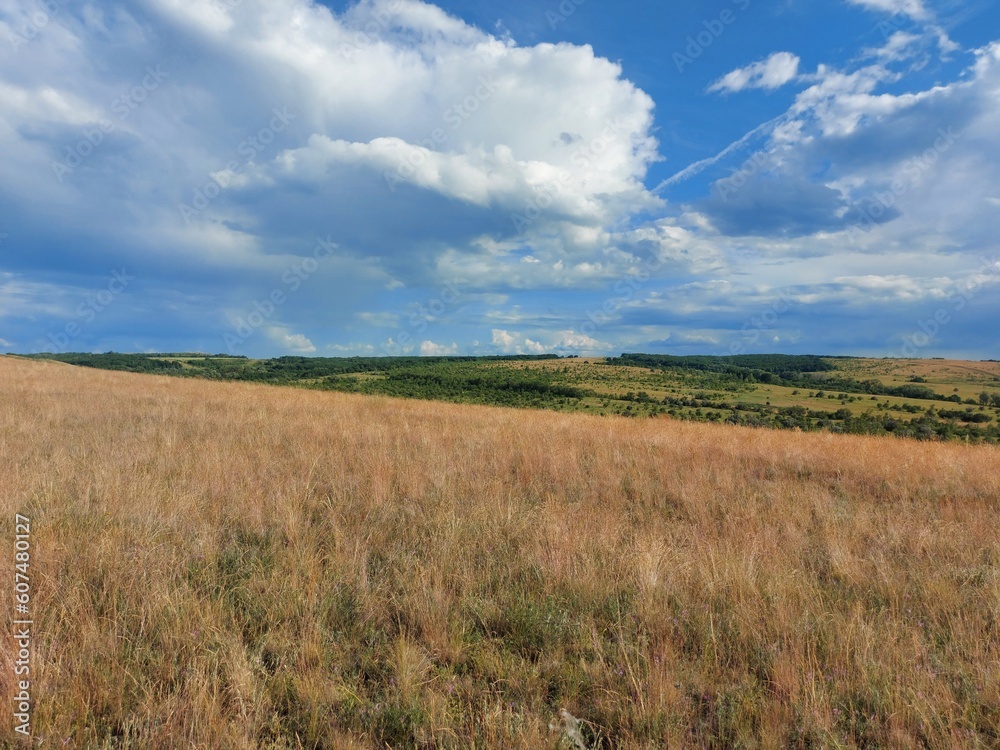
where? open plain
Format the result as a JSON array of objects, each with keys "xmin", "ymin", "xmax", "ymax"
[{"xmin": 1, "ymin": 356, "xmax": 998, "ymax": 748}]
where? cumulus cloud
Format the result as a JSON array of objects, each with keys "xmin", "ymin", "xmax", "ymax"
[
  {"xmin": 264, "ymin": 328, "xmax": 316, "ymax": 353},
  {"xmin": 0, "ymin": 0, "xmax": 662, "ymax": 353},
  {"xmin": 2, "ymin": 0, "xmax": 998, "ymax": 359},
  {"xmin": 487, "ymin": 327, "xmax": 609, "ymax": 355},
  {"xmin": 689, "ymin": 39, "xmax": 1000, "ymax": 254},
  {"xmin": 547, "ymin": 330, "xmax": 606, "ymax": 353},
  {"xmin": 490, "ymin": 329, "xmax": 546, "ymax": 355},
  {"xmin": 641, "ymin": 31, "xmax": 1000, "ymax": 356},
  {"xmin": 708, "ymin": 52, "xmax": 801, "ymax": 94},
  {"xmin": 419, "ymin": 340, "xmax": 459, "ymax": 355}
]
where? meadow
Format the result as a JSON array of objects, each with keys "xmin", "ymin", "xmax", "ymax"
[
  {"xmin": 25, "ymin": 352, "xmax": 1000, "ymax": 444},
  {"xmin": 1, "ymin": 356, "xmax": 998, "ymax": 748}
]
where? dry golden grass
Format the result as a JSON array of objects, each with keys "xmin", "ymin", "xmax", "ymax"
[{"xmin": 1, "ymin": 356, "xmax": 998, "ymax": 748}]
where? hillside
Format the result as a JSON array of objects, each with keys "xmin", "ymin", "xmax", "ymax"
[
  {"xmin": 21, "ymin": 352, "xmax": 1000, "ymax": 444},
  {"xmin": 1, "ymin": 356, "xmax": 998, "ymax": 748}
]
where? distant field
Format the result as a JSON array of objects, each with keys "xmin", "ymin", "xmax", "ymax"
[
  {"xmin": 20, "ymin": 352, "xmax": 1000, "ymax": 444},
  {"xmin": 1, "ymin": 356, "xmax": 998, "ymax": 748}
]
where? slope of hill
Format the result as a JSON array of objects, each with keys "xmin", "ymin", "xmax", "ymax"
[
  {"xmin": 1, "ymin": 357, "xmax": 998, "ymax": 748},
  {"xmin": 21, "ymin": 352, "xmax": 1000, "ymax": 444}
]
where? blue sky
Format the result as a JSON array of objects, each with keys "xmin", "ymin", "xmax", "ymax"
[{"xmin": 1, "ymin": 0, "xmax": 999, "ymax": 358}]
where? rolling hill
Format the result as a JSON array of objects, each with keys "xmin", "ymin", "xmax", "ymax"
[{"xmin": 1, "ymin": 356, "xmax": 997, "ymax": 748}]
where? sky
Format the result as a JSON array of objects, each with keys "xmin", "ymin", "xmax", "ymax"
[{"xmin": 1, "ymin": 0, "xmax": 999, "ymax": 359}]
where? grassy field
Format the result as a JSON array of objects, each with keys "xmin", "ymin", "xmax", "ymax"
[
  {"xmin": 23, "ymin": 352, "xmax": 1000, "ymax": 444},
  {"xmin": 1, "ymin": 356, "xmax": 998, "ymax": 748}
]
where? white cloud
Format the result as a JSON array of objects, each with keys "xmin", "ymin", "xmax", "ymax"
[
  {"xmin": 872, "ymin": 31, "xmax": 922, "ymax": 61},
  {"xmin": 490, "ymin": 329, "xmax": 546, "ymax": 355},
  {"xmin": 488, "ymin": 327, "xmax": 609, "ymax": 355},
  {"xmin": 847, "ymin": 0, "xmax": 958, "ymax": 56},
  {"xmin": 254, "ymin": 135, "xmax": 610, "ymax": 218},
  {"xmin": 382, "ymin": 337, "xmax": 415, "ymax": 354},
  {"xmin": 0, "ymin": 338, "xmax": 12, "ymax": 347},
  {"xmin": 934, "ymin": 27, "xmax": 960, "ymax": 56},
  {"xmin": 549, "ymin": 330, "xmax": 605, "ymax": 352},
  {"xmin": 789, "ymin": 64, "xmax": 919, "ymax": 137},
  {"xmin": 708, "ymin": 52, "xmax": 801, "ymax": 94},
  {"xmin": 674, "ymin": 28, "xmax": 973, "ymax": 190},
  {"xmin": 3, "ymin": 0, "xmax": 999, "ymax": 358},
  {"xmin": 264, "ymin": 327, "xmax": 316, "ymax": 353},
  {"xmin": 846, "ymin": 0, "xmax": 928, "ymax": 21},
  {"xmin": 491, "ymin": 329, "xmax": 519, "ymax": 351},
  {"xmin": 419, "ymin": 340, "xmax": 459, "ymax": 355},
  {"xmin": 0, "ymin": 0, "xmax": 661, "ymax": 309}
]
